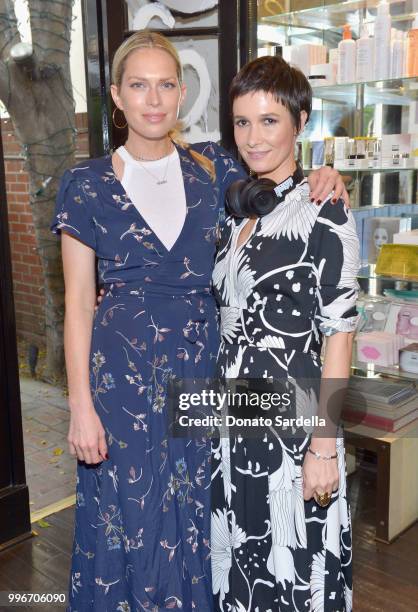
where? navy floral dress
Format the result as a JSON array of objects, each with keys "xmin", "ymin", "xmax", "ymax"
[{"xmin": 51, "ymin": 142, "xmax": 246, "ymax": 611}]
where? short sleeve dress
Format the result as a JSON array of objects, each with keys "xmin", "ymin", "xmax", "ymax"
[
  {"xmin": 211, "ymin": 167, "xmax": 360, "ymax": 612},
  {"xmin": 51, "ymin": 142, "xmax": 247, "ymax": 611}
]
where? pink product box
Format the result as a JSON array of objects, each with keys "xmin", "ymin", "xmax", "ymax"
[{"xmin": 356, "ymin": 332, "xmax": 405, "ymax": 366}]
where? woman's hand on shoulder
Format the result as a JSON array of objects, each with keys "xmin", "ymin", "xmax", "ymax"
[
  {"xmin": 95, "ymin": 288, "xmax": 106, "ymax": 312},
  {"xmin": 307, "ymin": 166, "xmax": 350, "ymax": 208},
  {"xmin": 67, "ymin": 398, "xmax": 108, "ymax": 464}
]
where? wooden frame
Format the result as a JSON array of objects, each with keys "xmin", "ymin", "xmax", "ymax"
[
  {"xmin": 0, "ymin": 126, "xmax": 31, "ymax": 546},
  {"xmin": 82, "ymin": 0, "xmax": 242, "ymax": 155},
  {"xmin": 346, "ymin": 421, "xmax": 418, "ymax": 543}
]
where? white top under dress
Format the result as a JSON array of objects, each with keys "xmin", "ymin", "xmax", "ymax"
[{"xmin": 116, "ymin": 145, "xmax": 186, "ymax": 251}]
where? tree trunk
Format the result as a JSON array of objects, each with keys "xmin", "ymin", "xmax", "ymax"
[{"xmin": 6, "ymin": 57, "xmax": 76, "ymax": 383}]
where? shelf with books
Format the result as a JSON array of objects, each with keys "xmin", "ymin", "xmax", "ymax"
[{"xmin": 344, "ymin": 372, "xmax": 418, "ymax": 433}]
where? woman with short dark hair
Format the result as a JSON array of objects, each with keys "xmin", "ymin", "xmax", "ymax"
[{"xmin": 211, "ymin": 55, "xmax": 358, "ymax": 612}]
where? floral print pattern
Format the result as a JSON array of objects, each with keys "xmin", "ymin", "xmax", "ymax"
[
  {"xmin": 51, "ymin": 142, "xmax": 247, "ymax": 611},
  {"xmin": 211, "ymin": 169, "xmax": 360, "ymax": 611}
]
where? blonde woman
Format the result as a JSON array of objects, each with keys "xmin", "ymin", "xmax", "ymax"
[{"xmin": 51, "ymin": 31, "xmax": 348, "ymax": 611}]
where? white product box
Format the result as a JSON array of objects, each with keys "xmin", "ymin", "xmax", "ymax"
[
  {"xmin": 309, "ymin": 63, "xmax": 336, "ymax": 86},
  {"xmin": 393, "ymin": 229, "xmax": 418, "ymax": 245},
  {"xmin": 381, "ymin": 134, "xmax": 411, "ymax": 167},
  {"xmin": 289, "ymin": 44, "xmax": 327, "ymax": 77}
]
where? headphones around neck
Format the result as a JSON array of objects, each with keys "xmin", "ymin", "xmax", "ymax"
[
  {"xmin": 226, "ymin": 164, "xmax": 305, "ymax": 219},
  {"xmin": 225, "ymin": 177, "xmax": 278, "ymax": 219}
]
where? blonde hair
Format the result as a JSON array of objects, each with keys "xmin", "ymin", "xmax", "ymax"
[{"xmin": 112, "ymin": 30, "xmax": 215, "ymax": 181}]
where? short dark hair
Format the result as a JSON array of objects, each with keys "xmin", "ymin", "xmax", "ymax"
[{"xmin": 229, "ymin": 56, "xmax": 312, "ymax": 131}]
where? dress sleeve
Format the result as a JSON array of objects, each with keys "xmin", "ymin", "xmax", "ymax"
[
  {"xmin": 311, "ymin": 199, "xmax": 360, "ymax": 336},
  {"xmin": 50, "ymin": 169, "xmax": 97, "ymax": 250}
]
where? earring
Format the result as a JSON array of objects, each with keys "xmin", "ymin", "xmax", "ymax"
[{"xmin": 112, "ymin": 108, "xmax": 127, "ymax": 129}]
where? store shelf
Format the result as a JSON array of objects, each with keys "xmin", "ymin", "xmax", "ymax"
[
  {"xmin": 352, "ymin": 358, "xmax": 418, "ymax": 382},
  {"xmin": 335, "ymin": 161, "xmax": 418, "ymax": 171},
  {"xmin": 357, "ymin": 264, "xmax": 418, "ymax": 283},
  {"xmin": 260, "ymin": 0, "xmax": 416, "ymax": 34},
  {"xmin": 311, "ymin": 77, "xmax": 418, "ymax": 106},
  {"xmin": 303, "ymin": 163, "xmax": 418, "ymax": 172}
]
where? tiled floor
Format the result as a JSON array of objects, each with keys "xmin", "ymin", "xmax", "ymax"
[{"xmin": 20, "ymin": 378, "xmax": 76, "ymax": 514}]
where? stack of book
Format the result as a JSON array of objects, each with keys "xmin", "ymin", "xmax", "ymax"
[{"xmin": 343, "ymin": 377, "xmax": 418, "ymax": 432}]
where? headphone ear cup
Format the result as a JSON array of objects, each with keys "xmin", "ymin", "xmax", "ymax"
[
  {"xmin": 226, "ymin": 178, "xmax": 277, "ymax": 218},
  {"xmin": 242, "ymin": 178, "xmax": 277, "ymax": 217},
  {"xmin": 226, "ymin": 179, "xmax": 250, "ymax": 218}
]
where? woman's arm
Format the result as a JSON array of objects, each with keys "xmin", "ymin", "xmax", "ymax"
[
  {"xmin": 302, "ymin": 199, "xmax": 359, "ymax": 503},
  {"xmin": 302, "ymin": 331, "xmax": 354, "ymax": 502},
  {"xmin": 62, "ymin": 232, "xmax": 108, "ymax": 465},
  {"xmin": 312, "ymin": 330, "xmax": 354, "ymax": 450}
]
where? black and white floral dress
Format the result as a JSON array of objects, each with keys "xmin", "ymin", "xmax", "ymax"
[{"xmin": 211, "ymin": 168, "xmax": 360, "ymax": 612}]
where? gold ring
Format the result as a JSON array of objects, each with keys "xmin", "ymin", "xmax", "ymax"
[{"xmin": 316, "ymin": 492, "xmax": 331, "ymax": 507}]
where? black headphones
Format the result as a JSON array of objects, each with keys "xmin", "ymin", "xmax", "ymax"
[
  {"xmin": 225, "ymin": 177, "xmax": 278, "ymax": 219},
  {"xmin": 225, "ymin": 164, "xmax": 305, "ymax": 219}
]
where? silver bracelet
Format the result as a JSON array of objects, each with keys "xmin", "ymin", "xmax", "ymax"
[{"xmin": 308, "ymin": 447, "xmax": 337, "ymax": 461}]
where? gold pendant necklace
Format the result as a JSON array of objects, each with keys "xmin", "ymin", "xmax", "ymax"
[{"xmin": 124, "ymin": 143, "xmax": 173, "ymax": 185}]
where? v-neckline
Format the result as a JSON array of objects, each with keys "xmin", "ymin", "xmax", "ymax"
[
  {"xmin": 108, "ymin": 142, "xmax": 191, "ymax": 256},
  {"xmin": 233, "ymin": 217, "xmax": 260, "ymax": 255}
]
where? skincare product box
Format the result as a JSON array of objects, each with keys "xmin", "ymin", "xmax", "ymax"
[
  {"xmin": 338, "ymin": 24, "xmax": 356, "ymax": 83},
  {"xmin": 363, "ymin": 217, "xmax": 412, "ymax": 263},
  {"xmin": 309, "ymin": 63, "xmax": 336, "ymax": 86},
  {"xmin": 395, "ymin": 304, "xmax": 418, "ymax": 341},
  {"xmin": 356, "ymin": 331, "xmax": 403, "ymax": 366},
  {"xmin": 400, "ymin": 343, "xmax": 418, "ymax": 373},
  {"xmin": 375, "ymin": 244, "xmax": 418, "ymax": 279},
  {"xmin": 393, "ymin": 229, "xmax": 418, "ymax": 245},
  {"xmin": 374, "ymin": 0, "xmax": 392, "ymax": 80},
  {"xmin": 356, "ymin": 25, "xmax": 374, "ymax": 82},
  {"xmin": 357, "ymin": 298, "xmax": 391, "ymax": 333},
  {"xmin": 381, "ymin": 134, "xmax": 411, "ymax": 167},
  {"xmin": 351, "ymin": 208, "xmax": 376, "ymax": 263},
  {"xmin": 289, "ymin": 44, "xmax": 327, "ymax": 77}
]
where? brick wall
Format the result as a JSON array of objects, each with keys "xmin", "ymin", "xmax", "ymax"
[{"xmin": 3, "ymin": 113, "xmax": 89, "ymax": 346}]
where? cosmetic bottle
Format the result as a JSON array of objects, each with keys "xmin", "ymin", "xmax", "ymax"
[
  {"xmin": 391, "ymin": 29, "xmax": 404, "ymax": 78},
  {"xmin": 407, "ymin": 15, "xmax": 418, "ymax": 77},
  {"xmin": 356, "ymin": 24, "xmax": 374, "ymax": 82},
  {"xmin": 403, "ymin": 30, "xmax": 408, "ymax": 76},
  {"xmin": 338, "ymin": 24, "xmax": 356, "ymax": 84},
  {"xmin": 374, "ymin": 1, "xmax": 392, "ymax": 80}
]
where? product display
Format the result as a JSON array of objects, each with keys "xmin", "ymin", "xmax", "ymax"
[
  {"xmin": 407, "ymin": 14, "xmax": 418, "ymax": 76},
  {"xmin": 302, "ymin": 134, "xmax": 415, "ymax": 171},
  {"xmin": 357, "ymin": 25, "xmax": 374, "ymax": 82},
  {"xmin": 390, "ymin": 29, "xmax": 405, "ymax": 79},
  {"xmin": 258, "ymin": 0, "xmax": 418, "ymax": 452},
  {"xmin": 374, "ymin": 0, "xmax": 392, "ymax": 80},
  {"xmin": 256, "ymin": 0, "xmax": 418, "ymax": 569},
  {"xmin": 309, "ymin": 62, "xmax": 336, "ymax": 86},
  {"xmin": 338, "ymin": 24, "xmax": 356, "ymax": 84},
  {"xmin": 356, "ymin": 331, "xmax": 404, "ymax": 366},
  {"xmin": 400, "ymin": 342, "xmax": 418, "ymax": 373},
  {"xmin": 396, "ymin": 305, "xmax": 418, "ymax": 341},
  {"xmin": 357, "ymin": 298, "xmax": 391, "ymax": 333},
  {"xmin": 375, "ymin": 244, "xmax": 418, "ymax": 279},
  {"xmin": 393, "ymin": 229, "xmax": 418, "ymax": 244},
  {"xmin": 363, "ymin": 217, "xmax": 415, "ymax": 263}
]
